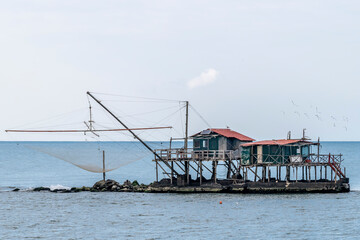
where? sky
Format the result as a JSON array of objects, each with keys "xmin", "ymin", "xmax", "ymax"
[{"xmin": 0, "ymin": 0, "xmax": 359, "ymax": 141}]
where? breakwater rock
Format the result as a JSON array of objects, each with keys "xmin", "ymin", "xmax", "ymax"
[
  {"xmin": 91, "ymin": 179, "xmax": 147, "ymax": 192},
  {"xmin": 31, "ymin": 179, "xmax": 149, "ymax": 193}
]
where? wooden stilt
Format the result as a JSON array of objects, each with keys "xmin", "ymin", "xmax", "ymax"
[
  {"xmin": 325, "ymin": 166, "xmax": 327, "ymax": 180},
  {"xmin": 286, "ymin": 165, "xmax": 290, "ymax": 182},
  {"xmin": 308, "ymin": 166, "xmax": 311, "ymax": 182},
  {"xmin": 262, "ymin": 166, "xmax": 266, "ymax": 182},
  {"xmin": 296, "ymin": 166, "xmax": 298, "ymax": 182},
  {"xmin": 200, "ymin": 160, "xmax": 203, "ymax": 186},
  {"xmin": 245, "ymin": 167, "xmax": 248, "ymax": 181},
  {"xmin": 302, "ymin": 166, "xmax": 304, "ymax": 181},
  {"xmin": 214, "ymin": 160, "xmax": 217, "ymax": 184},
  {"xmin": 155, "ymin": 160, "xmax": 159, "ymax": 182},
  {"xmin": 171, "ymin": 161, "xmax": 174, "ymax": 185},
  {"xmin": 279, "ymin": 166, "xmax": 281, "ymax": 181},
  {"xmin": 227, "ymin": 160, "xmax": 232, "ymax": 179},
  {"xmin": 254, "ymin": 165, "xmax": 258, "ymax": 182},
  {"xmin": 320, "ymin": 165, "xmax": 322, "ymax": 180},
  {"xmin": 314, "ymin": 166, "xmax": 317, "ymax": 182},
  {"xmin": 248, "ymin": 166, "xmax": 261, "ymax": 182},
  {"xmin": 170, "ymin": 140, "xmax": 173, "ymax": 185}
]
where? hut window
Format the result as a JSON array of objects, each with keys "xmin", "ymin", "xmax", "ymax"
[
  {"xmin": 202, "ymin": 140, "xmax": 207, "ymax": 148},
  {"xmin": 194, "ymin": 140, "xmax": 200, "ymax": 148},
  {"xmin": 302, "ymin": 146, "xmax": 309, "ymax": 156},
  {"xmin": 270, "ymin": 145, "xmax": 278, "ymax": 154}
]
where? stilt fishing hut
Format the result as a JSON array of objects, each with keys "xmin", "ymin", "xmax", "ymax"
[{"xmin": 154, "ymin": 128, "xmax": 350, "ymax": 192}]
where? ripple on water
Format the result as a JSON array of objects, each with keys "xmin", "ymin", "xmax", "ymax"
[{"xmin": 0, "ymin": 191, "xmax": 360, "ymax": 239}]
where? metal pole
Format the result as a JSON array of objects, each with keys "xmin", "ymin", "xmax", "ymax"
[
  {"xmin": 200, "ymin": 160, "xmax": 203, "ymax": 186},
  {"xmin": 103, "ymin": 150, "xmax": 106, "ymax": 181},
  {"xmin": 170, "ymin": 138, "xmax": 173, "ymax": 185},
  {"xmin": 317, "ymin": 137, "xmax": 320, "ymax": 162}
]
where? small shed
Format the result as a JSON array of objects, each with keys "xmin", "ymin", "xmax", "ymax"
[
  {"xmin": 241, "ymin": 139, "xmax": 317, "ymax": 165},
  {"xmin": 191, "ymin": 128, "xmax": 255, "ymax": 151}
]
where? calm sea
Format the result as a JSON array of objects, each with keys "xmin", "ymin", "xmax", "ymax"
[{"xmin": 0, "ymin": 141, "xmax": 359, "ymax": 239}]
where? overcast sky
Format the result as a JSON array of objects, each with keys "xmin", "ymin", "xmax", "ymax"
[{"xmin": 0, "ymin": 0, "xmax": 359, "ymax": 141}]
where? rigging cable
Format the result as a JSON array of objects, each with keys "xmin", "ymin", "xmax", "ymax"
[{"xmin": 189, "ymin": 104, "xmax": 212, "ymax": 128}]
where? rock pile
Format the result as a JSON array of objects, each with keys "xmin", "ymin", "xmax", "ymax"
[{"xmin": 31, "ymin": 179, "xmax": 149, "ymax": 193}]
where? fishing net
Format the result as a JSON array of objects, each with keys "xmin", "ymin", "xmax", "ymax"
[
  {"xmin": 21, "ymin": 141, "xmax": 150, "ymax": 173},
  {"xmin": 5, "ymin": 93, "xmax": 193, "ymax": 174}
]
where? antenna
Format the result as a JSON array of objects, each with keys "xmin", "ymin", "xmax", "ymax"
[
  {"xmin": 89, "ymin": 101, "xmax": 94, "ymax": 130},
  {"xmin": 84, "ymin": 99, "xmax": 99, "ymax": 137},
  {"xmin": 287, "ymin": 131, "xmax": 291, "ymax": 140},
  {"xmin": 301, "ymin": 128, "xmax": 311, "ymax": 140}
]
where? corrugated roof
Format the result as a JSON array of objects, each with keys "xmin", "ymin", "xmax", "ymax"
[
  {"xmin": 241, "ymin": 139, "xmax": 315, "ymax": 147},
  {"xmin": 192, "ymin": 128, "xmax": 255, "ymax": 142}
]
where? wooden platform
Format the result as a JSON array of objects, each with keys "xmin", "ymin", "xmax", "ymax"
[{"xmin": 146, "ymin": 178, "xmax": 350, "ymax": 193}]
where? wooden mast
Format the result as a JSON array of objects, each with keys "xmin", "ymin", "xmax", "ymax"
[{"xmin": 185, "ymin": 101, "xmax": 189, "ymax": 184}]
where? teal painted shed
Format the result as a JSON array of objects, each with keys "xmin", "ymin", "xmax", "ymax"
[
  {"xmin": 240, "ymin": 139, "xmax": 317, "ymax": 165},
  {"xmin": 191, "ymin": 128, "xmax": 254, "ymax": 151}
]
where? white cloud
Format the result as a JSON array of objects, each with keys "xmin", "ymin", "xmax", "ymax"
[{"xmin": 187, "ymin": 68, "xmax": 219, "ymax": 89}]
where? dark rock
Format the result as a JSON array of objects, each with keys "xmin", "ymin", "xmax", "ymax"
[
  {"xmin": 33, "ymin": 187, "xmax": 51, "ymax": 192},
  {"xmin": 132, "ymin": 180, "xmax": 139, "ymax": 186},
  {"xmin": 111, "ymin": 185, "xmax": 118, "ymax": 191},
  {"xmin": 81, "ymin": 186, "xmax": 91, "ymax": 191},
  {"xmin": 123, "ymin": 180, "xmax": 132, "ymax": 187},
  {"xmin": 12, "ymin": 188, "xmax": 20, "ymax": 192},
  {"xmin": 93, "ymin": 179, "xmax": 121, "ymax": 191}
]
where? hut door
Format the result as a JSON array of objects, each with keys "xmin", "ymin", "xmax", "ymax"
[{"xmin": 257, "ymin": 146, "xmax": 263, "ymax": 163}]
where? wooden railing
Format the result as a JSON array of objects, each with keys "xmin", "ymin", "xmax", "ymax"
[
  {"xmin": 244, "ymin": 153, "xmax": 343, "ymax": 165},
  {"xmin": 309, "ymin": 153, "xmax": 343, "ymax": 164},
  {"xmin": 155, "ymin": 148, "xmax": 235, "ymax": 161}
]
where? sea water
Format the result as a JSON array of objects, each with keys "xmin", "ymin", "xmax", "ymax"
[{"xmin": 0, "ymin": 141, "xmax": 359, "ymax": 239}]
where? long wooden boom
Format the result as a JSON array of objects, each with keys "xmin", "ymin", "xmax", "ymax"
[{"xmin": 5, "ymin": 126, "xmax": 171, "ymax": 133}]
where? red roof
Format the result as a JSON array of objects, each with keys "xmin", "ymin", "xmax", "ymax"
[
  {"xmin": 192, "ymin": 128, "xmax": 255, "ymax": 142},
  {"xmin": 241, "ymin": 139, "xmax": 315, "ymax": 147}
]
